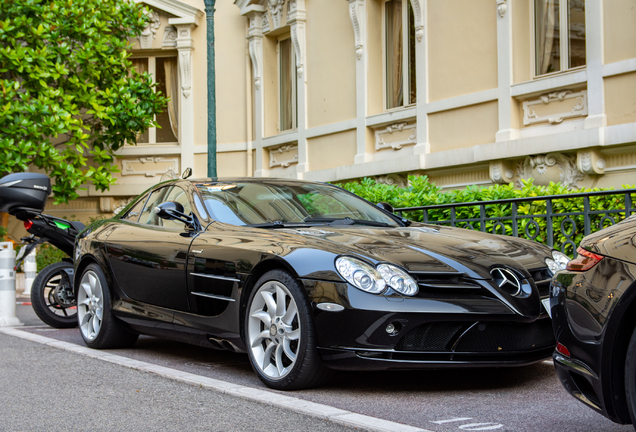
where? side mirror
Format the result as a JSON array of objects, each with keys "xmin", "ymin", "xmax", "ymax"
[
  {"xmin": 181, "ymin": 168, "xmax": 193, "ymax": 179},
  {"xmin": 154, "ymin": 201, "xmax": 192, "ymax": 225},
  {"xmin": 376, "ymin": 202, "xmax": 394, "ymax": 213}
]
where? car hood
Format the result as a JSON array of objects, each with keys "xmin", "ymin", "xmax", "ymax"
[{"xmin": 278, "ymin": 223, "xmax": 551, "ymax": 280}]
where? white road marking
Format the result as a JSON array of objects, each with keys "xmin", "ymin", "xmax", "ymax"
[
  {"xmin": 0, "ymin": 327, "xmax": 433, "ymax": 432},
  {"xmin": 431, "ymin": 418, "xmax": 473, "ymax": 424},
  {"xmin": 458, "ymin": 424, "xmax": 503, "ymax": 431}
]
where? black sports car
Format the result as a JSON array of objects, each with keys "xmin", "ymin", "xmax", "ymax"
[
  {"xmin": 551, "ymin": 217, "xmax": 636, "ymax": 426},
  {"xmin": 74, "ymin": 178, "xmax": 561, "ymax": 390}
]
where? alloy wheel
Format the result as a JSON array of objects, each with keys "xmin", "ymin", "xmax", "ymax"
[
  {"xmin": 77, "ymin": 270, "xmax": 104, "ymax": 341},
  {"xmin": 247, "ymin": 281, "xmax": 300, "ymax": 380}
]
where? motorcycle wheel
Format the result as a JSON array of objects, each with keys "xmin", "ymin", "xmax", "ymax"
[{"xmin": 30, "ymin": 261, "xmax": 78, "ymax": 328}]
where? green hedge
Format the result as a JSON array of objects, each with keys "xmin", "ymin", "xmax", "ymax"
[
  {"xmin": 341, "ymin": 176, "xmax": 636, "ymax": 256},
  {"xmin": 35, "ymin": 244, "xmax": 68, "ymax": 273}
]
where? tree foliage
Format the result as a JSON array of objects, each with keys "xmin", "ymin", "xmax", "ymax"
[{"xmin": 0, "ymin": 0, "xmax": 167, "ymax": 203}]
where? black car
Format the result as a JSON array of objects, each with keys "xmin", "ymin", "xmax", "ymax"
[
  {"xmin": 552, "ymin": 217, "xmax": 636, "ymax": 426},
  {"xmin": 73, "ymin": 178, "xmax": 561, "ymax": 390}
]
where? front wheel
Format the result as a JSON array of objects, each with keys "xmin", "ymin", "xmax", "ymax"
[
  {"xmin": 245, "ymin": 270, "xmax": 332, "ymax": 390},
  {"xmin": 30, "ymin": 261, "xmax": 78, "ymax": 328}
]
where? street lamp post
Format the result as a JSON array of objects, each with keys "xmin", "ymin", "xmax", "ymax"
[{"xmin": 203, "ymin": 0, "xmax": 217, "ymax": 178}]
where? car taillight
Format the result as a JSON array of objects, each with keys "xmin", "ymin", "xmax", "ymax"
[
  {"xmin": 556, "ymin": 342, "xmax": 571, "ymax": 357},
  {"xmin": 566, "ymin": 247, "xmax": 604, "ymax": 272},
  {"xmin": 23, "ymin": 220, "xmax": 33, "ymax": 230}
]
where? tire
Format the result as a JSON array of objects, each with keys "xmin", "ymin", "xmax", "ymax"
[
  {"xmin": 245, "ymin": 270, "xmax": 332, "ymax": 390},
  {"xmin": 30, "ymin": 261, "xmax": 78, "ymax": 328},
  {"xmin": 77, "ymin": 263, "xmax": 138, "ymax": 349},
  {"xmin": 626, "ymin": 327, "xmax": 636, "ymax": 428}
]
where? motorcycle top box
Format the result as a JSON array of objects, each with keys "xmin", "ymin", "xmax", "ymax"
[{"xmin": 0, "ymin": 173, "xmax": 51, "ymax": 215}]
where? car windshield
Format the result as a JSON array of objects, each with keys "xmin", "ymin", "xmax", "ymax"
[{"xmin": 195, "ymin": 181, "xmax": 399, "ymax": 227}]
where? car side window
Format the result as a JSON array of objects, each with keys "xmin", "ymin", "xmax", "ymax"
[
  {"xmin": 121, "ymin": 195, "xmax": 148, "ymax": 222},
  {"xmin": 139, "ymin": 188, "xmax": 169, "ymax": 226},
  {"xmin": 138, "ymin": 186, "xmax": 193, "ymax": 229},
  {"xmin": 161, "ymin": 186, "xmax": 193, "ymax": 229}
]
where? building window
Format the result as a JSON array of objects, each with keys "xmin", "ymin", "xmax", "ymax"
[
  {"xmin": 535, "ymin": 0, "xmax": 586, "ymax": 77},
  {"xmin": 278, "ymin": 36, "xmax": 297, "ymax": 132},
  {"xmin": 385, "ymin": 0, "xmax": 416, "ymax": 110},
  {"xmin": 131, "ymin": 55, "xmax": 179, "ymax": 143}
]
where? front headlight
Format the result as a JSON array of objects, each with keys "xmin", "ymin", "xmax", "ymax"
[
  {"xmin": 377, "ymin": 264, "xmax": 419, "ymax": 296},
  {"xmin": 335, "ymin": 257, "xmax": 386, "ymax": 294},
  {"xmin": 546, "ymin": 250, "xmax": 570, "ymax": 275}
]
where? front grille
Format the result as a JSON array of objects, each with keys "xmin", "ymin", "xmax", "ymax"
[
  {"xmin": 528, "ymin": 267, "xmax": 552, "ymax": 297},
  {"xmin": 395, "ymin": 319, "xmax": 555, "ymax": 353},
  {"xmin": 453, "ymin": 319, "xmax": 555, "ymax": 352},
  {"xmin": 395, "ymin": 322, "xmax": 465, "ymax": 351}
]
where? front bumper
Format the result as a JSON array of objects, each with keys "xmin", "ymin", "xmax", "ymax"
[{"xmin": 303, "ymin": 279, "xmax": 555, "ymax": 370}]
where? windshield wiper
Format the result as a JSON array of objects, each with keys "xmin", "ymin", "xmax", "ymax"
[
  {"xmin": 247, "ymin": 221, "xmax": 314, "ymax": 229},
  {"xmin": 302, "ymin": 217, "xmax": 391, "ymax": 227}
]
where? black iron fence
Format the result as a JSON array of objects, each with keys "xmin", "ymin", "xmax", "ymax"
[{"xmin": 394, "ymin": 189, "xmax": 636, "ymax": 256}]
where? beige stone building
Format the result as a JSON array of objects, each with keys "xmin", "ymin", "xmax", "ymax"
[{"xmin": 8, "ymin": 0, "xmax": 636, "ymax": 240}]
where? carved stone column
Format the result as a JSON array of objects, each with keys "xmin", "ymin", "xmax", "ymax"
[
  {"xmin": 347, "ymin": 0, "xmax": 371, "ymax": 164},
  {"xmin": 175, "ymin": 23, "xmax": 196, "ymax": 173},
  {"xmin": 288, "ymin": 0, "xmax": 308, "ymax": 176},
  {"xmin": 410, "ymin": 0, "xmax": 429, "ymax": 155},
  {"xmin": 584, "ymin": 0, "xmax": 607, "ymax": 132},
  {"xmin": 494, "ymin": 0, "xmax": 519, "ymax": 142},
  {"xmin": 245, "ymin": 6, "xmax": 266, "ymax": 176}
]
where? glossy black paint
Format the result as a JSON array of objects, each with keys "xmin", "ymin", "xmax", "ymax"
[
  {"xmin": 75, "ymin": 178, "xmax": 556, "ymax": 369},
  {"xmin": 551, "ymin": 217, "xmax": 636, "ymax": 424}
]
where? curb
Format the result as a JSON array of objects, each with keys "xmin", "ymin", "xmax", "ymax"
[{"xmin": 0, "ymin": 327, "xmax": 433, "ymax": 432}]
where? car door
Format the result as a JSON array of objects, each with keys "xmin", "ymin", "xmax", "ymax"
[{"xmin": 105, "ymin": 184, "xmax": 196, "ymax": 312}]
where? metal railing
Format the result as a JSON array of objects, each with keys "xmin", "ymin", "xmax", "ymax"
[{"xmin": 395, "ymin": 189, "xmax": 636, "ymax": 256}]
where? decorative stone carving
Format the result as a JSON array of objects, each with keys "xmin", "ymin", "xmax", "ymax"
[
  {"xmin": 269, "ymin": 144, "xmax": 299, "ymax": 168},
  {"xmin": 516, "ymin": 153, "xmax": 584, "ymax": 189},
  {"xmin": 162, "ymin": 26, "xmax": 177, "ymax": 48},
  {"xmin": 175, "ymin": 24, "xmax": 194, "ymax": 98},
  {"xmin": 291, "ymin": 24, "xmax": 304, "ymax": 77},
  {"xmin": 496, "ymin": 0, "xmax": 507, "ymax": 18},
  {"xmin": 179, "ymin": 50, "xmax": 191, "ymax": 98},
  {"xmin": 375, "ymin": 123, "xmax": 417, "ymax": 151},
  {"xmin": 408, "ymin": 0, "xmax": 424, "ymax": 42},
  {"xmin": 348, "ymin": 1, "xmax": 363, "ymax": 60},
  {"xmin": 122, "ymin": 157, "xmax": 179, "ymax": 178},
  {"xmin": 249, "ymin": 39, "xmax": 263, "ymax": 90},
  {"xmin": 287, "ymin": 0, "xmax": 297, "ymax": 16},
  {"xmin": 376, "ymin": 174, "xmax": 408, "ymax": 188},
  {"xmin": 489, "ymin": 160, "xmax": 515, "ymax": 184},
  {"xmin": 268, "ymin": 0, "xmax": 285, "ymax": 28},
  {"xmin": 577, "ymin": 150, "xmax": 606, "ymax": 175},
  {"xmin": 139, "ymin": 10, "xmax": 161, "ymax": 49},
  {"xmin": 522, "ymin": 90, "xmax": 588, "ymax": 126},
  {"xmin": 113, "ymin": 197, "xmax": 136, "ymax": 215},
  {"xmin": 262, "ymin": 13, "xmax": 270, "ymax": 33}
]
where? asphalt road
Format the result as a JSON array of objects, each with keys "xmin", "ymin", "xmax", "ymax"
[
  {"xmin": 11, "ymin": 305, "xmax": 634, "ymax": 432},
  {"xmin": 1, "ymin": 312, "xmax": 354, "ymax": 431}
]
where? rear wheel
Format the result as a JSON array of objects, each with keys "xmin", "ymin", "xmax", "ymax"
[
  {"xmin": 30, "ymin": 261, "xmax": 78, "ymax": 328},
  {"xmin": 77, "ymin": 264, "xmax": 138, "ymax": 349},
  {"xmin": 245, "ymin": 270, "xmax": 332, "ymax": 390}
]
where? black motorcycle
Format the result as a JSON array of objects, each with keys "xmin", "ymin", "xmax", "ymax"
[{"xmin": 0, "ymin": 173, "xmax": 84, "ymax": 328}]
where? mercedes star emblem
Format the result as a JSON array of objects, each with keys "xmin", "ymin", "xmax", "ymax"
[{"xmin": 490, "ymin": 267, "xmax": 522, "ymax": 297}]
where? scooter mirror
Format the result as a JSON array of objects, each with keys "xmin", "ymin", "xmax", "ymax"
[{"xmin": 182, "ymin": 168, "xmax": 193, "ymax": 179}]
